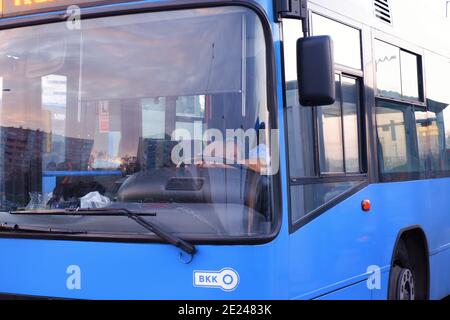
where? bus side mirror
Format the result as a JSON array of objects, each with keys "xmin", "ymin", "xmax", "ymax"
[{"xmin": 297, "ymin": 35, "xmax": 335, "ymax": 106}]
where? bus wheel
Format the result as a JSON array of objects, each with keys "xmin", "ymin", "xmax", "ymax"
[
  {"xmin": 390, "ymin": 265, "xmax": 415, "ymax": 300},
  {"xmin": 388, "ymin": 239, "xmax": 421, "ymax": 300}
]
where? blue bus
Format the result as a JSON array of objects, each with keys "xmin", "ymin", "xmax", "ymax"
[{"xmin": 0, "ymin": 0, "xmax": 448, "ymax": 300}]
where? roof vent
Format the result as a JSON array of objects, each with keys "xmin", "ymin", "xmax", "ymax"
[{"xmin": 374, "ymin": 0, "xmax": 392, "ymax": 24}]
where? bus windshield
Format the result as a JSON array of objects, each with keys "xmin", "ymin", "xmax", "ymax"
[{"xmin": 0, "ymin": 6, "xmax": 278, "ymax": 239}]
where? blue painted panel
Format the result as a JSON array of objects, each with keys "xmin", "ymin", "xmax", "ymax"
[
  {"xmin": 289, "ymin": 179, "xmax": 450, "ymax": 300},
  {"xmin": 370, "ymin": 270, "xmax": 389, "ymax": 300},
  {"xmin": 314, "ymin": 281, "xmax": 371, "ymax": 300},
  {"xmin": 430, "ymin": 247, "xmax": 450, "ymax": 300},
  {"xmin": 0, "ymin": 238, "xmax": 290, "ymax": 299}
]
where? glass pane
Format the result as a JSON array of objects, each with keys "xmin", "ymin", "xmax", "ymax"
[
  {"xmin": 416, "ymin": 110, "xmax": 441, "ymax": 173},
  {"xmin": 342, "ymin": 77, "xmax": 360, "ymax": 173},
  {"xmin": 282, "ymin": 19, "xmax": 316, "ymax": 178},
  {"xmin": 290, "ymin": 180, "xmax": 361, "ymax": 221},
  {"xmin": 176, "ymin": 95, "xmax": 205, "ymax": 118},
  {"xmin": 376, "ymin": 101, "xmax": 419, "ymax": 175},
  {"xmin": 400, "ymin": 51, "xmax": 420, "ymax": 101},
  {"xmin": 318, "ymin": 75, "xmax": 344, "ymax": 173},
  {"xmin": 415, "ymin": 110, "xmax": 429, "ymax": 172},
  {"xmin": 142, "ymin": 98, "xmax": 166, "ymax": 139},
  {"xmin": 175, "ymin": 121, "xmax": 204, "ymax": 141},
  {"xmin": 436, "ymin": 107, "xmax": 450, "ymax": 170},
  {"xmin": 427, "ymin": 112, "xmax": 441, "ymax": 172},
  {"xmin": 312, "ymin": 13, "xmax": 362, "ymax": 70},
  {"xmin": 375, "ymin": 40, "xmax": 402, "ymax": 99},
  {"xmin": 425, "ymin": 53, "xmax": 450, "ymax": 108},
  {"xmin": 0, "ymin": 6, "xmax": 276, "ymax": 238},
  {"xmin": 282, "ymin": 19, "xmax": 303, "ymax": 82},
  {"xmin": 425, "ymin": 53, "xmax": 450, "ymax": 171},
  {"xmin": 286, "ymin": 84, "xmax": 316, "ymax": 177}
]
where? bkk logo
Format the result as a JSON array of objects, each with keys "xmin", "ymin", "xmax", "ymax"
[{"xmin": 193, "ymin": 268, "xmax": 240, "ymax": 292}]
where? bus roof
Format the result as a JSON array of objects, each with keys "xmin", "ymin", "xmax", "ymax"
[
  {"xmin": 310, "ymin": 0, "xmax": 450, "ymax": 58},
  {"xmin": 0, "ymin": 0, "xmax": 449, "ymax": 58}
]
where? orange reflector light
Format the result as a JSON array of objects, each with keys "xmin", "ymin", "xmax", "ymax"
[{"xmin": 361, "ymin": 200, "xmax": 371, "ymax": 212}]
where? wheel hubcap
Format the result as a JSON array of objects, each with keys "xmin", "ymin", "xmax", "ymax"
[{"xmin": 398, "ymin": 268, "xmax": 415, "ymax": 300}]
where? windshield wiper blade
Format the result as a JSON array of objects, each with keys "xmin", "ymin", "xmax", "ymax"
[
  {"xmin": 0, "ymin": 223, "xmax": 88, "ymax": 235},
  {"xmin": 68, "ymin": 208, "xmax": 197, "ymax": 255},
  {"xmin": 9, "ymin": 209, "xmax": 157, "ymax": 216},
  {"xmin": 7, "ymin": 208, "xmax": 196, "ymax": 255}
]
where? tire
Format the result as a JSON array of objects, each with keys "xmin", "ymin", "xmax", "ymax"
[
  {"xmin": 388, "ymin": 239, "xmax": 422, "ymax": 300},
  {"xmin": 389, "ymin": 265, "xmax": 416, "ymax": 300}
]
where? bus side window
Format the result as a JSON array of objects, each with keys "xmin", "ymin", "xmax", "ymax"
[
  {"xmin": 376, "ymin": 101, "xmax": 420, "ymax": 179},
  {"xmin": 424, "ymin": 53, "xmax": 450, "ymax": 175},
  {"xmin": 317, "ymin": 74, "xmax": 361, "ymax": 174},
  {"xmin": 284, "ymin": 19, "xmax": 316, "ymax": 179},
  {"xmin": 373, "ymin": 40, "xmax": 449, "ymax": 181},
  {"xmin": 283, "ymin": 15, "xmax": 366, "ymax": 225}
]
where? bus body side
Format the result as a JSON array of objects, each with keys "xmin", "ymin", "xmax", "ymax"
[{"xmin": 285, "ymin": 0, "xmax": 450, "ymax": 300}]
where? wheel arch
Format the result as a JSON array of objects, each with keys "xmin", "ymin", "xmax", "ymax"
[{"xmin": 389, "ymin": 225, "xmax": 430, "ymax": 299}]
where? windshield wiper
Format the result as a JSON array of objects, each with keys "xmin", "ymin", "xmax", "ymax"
[
  {"xmin": 69, "ymin": 208, "xmax": 196, "ymax": 255},
  {"xmin": 0, "ymin": 223, "xmax": 88, "ymax": 235},
  {"xmin": 8, "ymin": 207, "xmax": 196, "ymax": 255},
  {"xmin": 70, "ymin": 208, "xmax": 197, "ymax": 255},
  {"xmin": 9, "ymin": 209, "xmax": 157, "ymax": 216}
]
